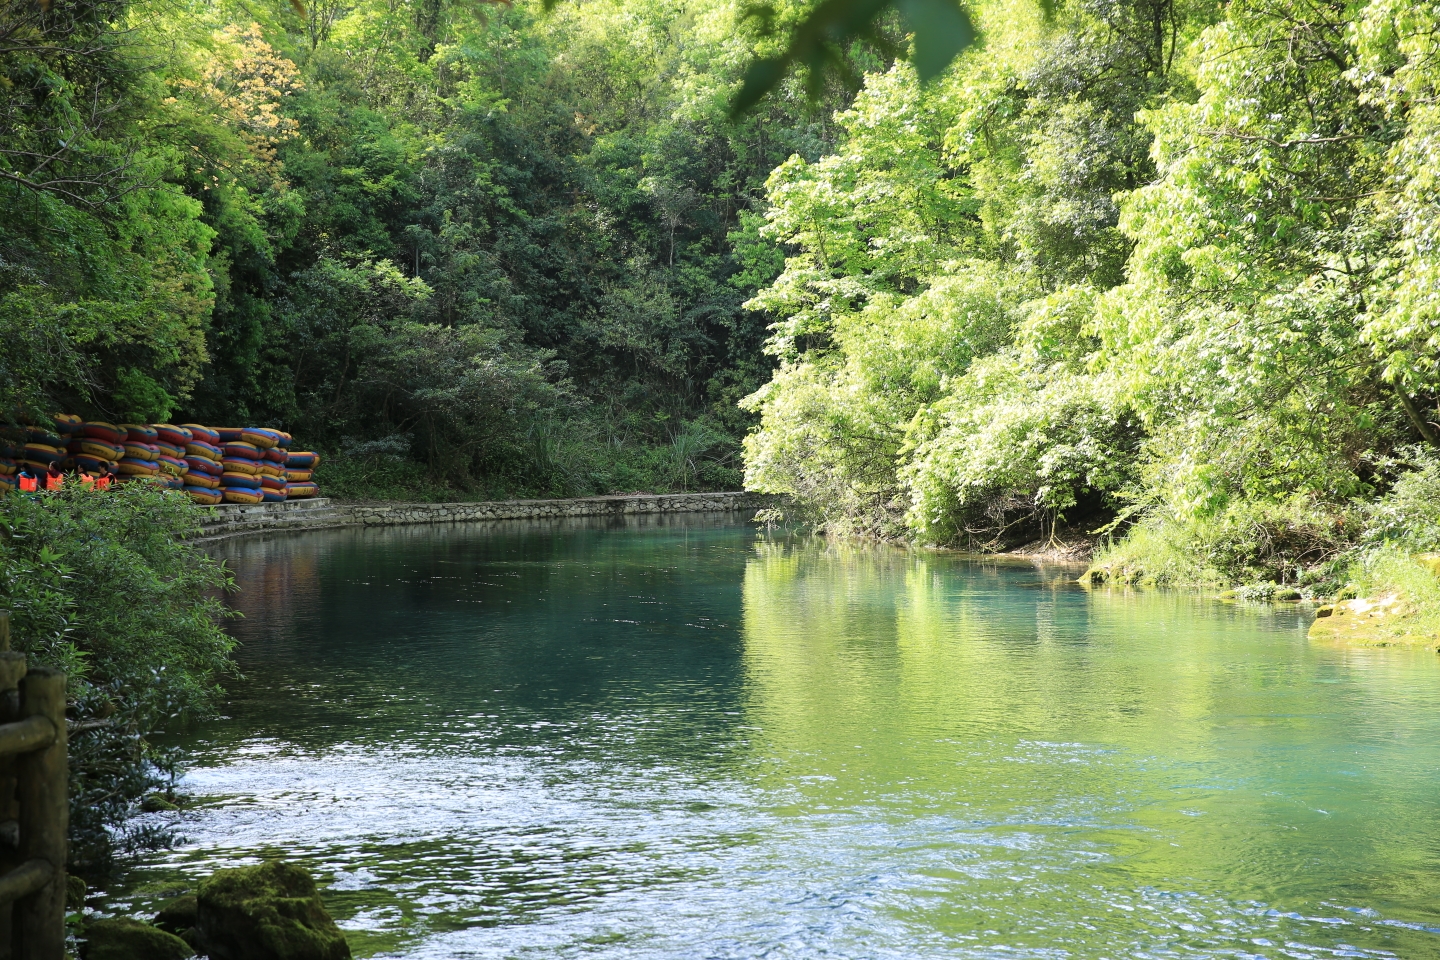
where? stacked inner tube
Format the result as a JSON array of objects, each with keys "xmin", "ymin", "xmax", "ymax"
[
  {"xmin": 5, "ymin": 416, "xmax": 316, "ymax": 503},
  {"xmin": 69, "ymin": 422, "xmax": 125, "ymax": 478},
  {"xmin": 254, "ymin": 429, "xmax": 289, "ymax": 503},
  {"xmin": 21, "ymin": 422, "xmax": 66, "ymax": 476},
  {"xmin": 219, "ymin": 431, "xmax": 265, "ymax": 504},
  {"xmin": 0, "ymin": 424, "xmax": 21, "ymax": 492},
  {"xmin": 118, "ymin": 424, "xmax": 160, "ymax": 481},
  {"xmin": 181, "ymin": 424, "xmax": 224, "ymax": 503},
  {"xmin": 285, "ymin": 446, "xmax": 320, "ymax": 499},
  {"xmin": 151, "ymin": 425, "xmax": 191, "ymax": 491}
]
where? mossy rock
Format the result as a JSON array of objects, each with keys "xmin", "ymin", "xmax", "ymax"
[
  {"xmin": 197, "ymin": 860, "xmax": 351, "ymax": 960},
  {"xmin": 67, "ymin": 873, "xmax": 87, "ymax": 910},
  {"xmin": 140, "ymin": 792, "xmax": 180, "ymax": 812},
  {"xmin": 1274, "ymin": 588, "xmax": 1303, "ymax": 601},
  {"xmin": 153, "ymin": 893, "xmax": 198, "ymax": 935},
  {"xmin": 1308, "ymin": 595, "xmax": 1437, "ymax": 648},
  {"xmin": 81, "ymin": 917, "xmax": 195, "ymax": 960}
]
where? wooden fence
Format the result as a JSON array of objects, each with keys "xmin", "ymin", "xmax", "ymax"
[{"xmin": 0, "ymin": 612, "xmax": 68, "ymax": 960}]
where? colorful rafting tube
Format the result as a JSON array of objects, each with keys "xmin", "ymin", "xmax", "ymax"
[
  {"xmin": 186, "ymin": 454, "xmax": 223, "ymax": 476},
  {"xmin": 285, "ymin": 451, "xmax": 319, "ymax": 469},
  {"xmin": 185, "ymin": 486, "xmax": 224, "ymax": 505},
  {"xmin": 82, "ymin": 422, "xmax": 126, "ymax": 444},
  {"xmin": 123, "ymin": 424, "xmax": 159, "ymax": 443},
  {"xmin": 153, "ymin": 425, "xmax": 193, "ymax": 447},
  {"xmin": 23, "ymin": 443, "xmax": 65, "ymax": 465},
  {"xmin": 182, "ymin": 424, "xmax": 221, "ymax": 445},
  {"xmin": 8, "ymin": 416, "xmax": 319, "ymax": 501},
  {"xmin": 117, "ymin": 459, "xmax": 159, "ymax": 477},
  {"xmin": 220, "ymin": 471, "xmax": 262, "ymax": 489},
  {"xmin": 70, "ymin": 438, "xmax": 123, "ymax": 461},
  {"xmin": 221, "ymin": 457, "xmax": 259, "ymax": 476},
  {"xmin": 186, "ymin": 440, "xmax": 223, "ymax": 460}
]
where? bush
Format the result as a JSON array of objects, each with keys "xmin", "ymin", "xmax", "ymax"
[
  {"xmin": 1088, "ymin": 496, "xmax": 1355, "ymax": 587},
  {"xmin": 1361, "ymin": 447, "xmax": 1440, "ymax": 551},
  {"xmin": 0, "ymin": 485, "xmax": 236, "ymax": 874}
]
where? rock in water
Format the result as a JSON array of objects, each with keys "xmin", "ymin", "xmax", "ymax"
[
  {"xmin": 154, "ymin": 893, "xmax": 206, "ymax": 954},
  {"xmin": 66, "ymin": 874, "xmax": 87, "ymax": 910},
  {"xmin": 81, "ymin": 917, "xmax": 195, "ymax": 960},
  {"xmin": 197, "ymin": 860, "xmax": 351, "ymax": 960},
  {"xmin": 153, "ymin": 893, "xmax": 199, "ymax": 935},
  {"xmin": 140, "ymin": 792, "xmax": 181, "ymax": 812}
]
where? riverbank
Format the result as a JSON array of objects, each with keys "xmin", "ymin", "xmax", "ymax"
[{"xmin": 190, "ymin": 491, "xmax": 771, "ymax": 542}]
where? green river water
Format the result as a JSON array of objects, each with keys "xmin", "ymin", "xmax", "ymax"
[{"xmin": 106, "ymin": 513, "xmax": 1440, "ymax": 958}]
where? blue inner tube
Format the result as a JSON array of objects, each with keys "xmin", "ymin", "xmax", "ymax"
[
  {"xmin": 221, "ymin": 473, "xmax": 262, "ymax": 489},
  {"xmin": 27, "ymin": 431, "xmax": 64, "ymax": 448},
  {"xmin": 23, "ymin": 447, "xmax": 64, "ymax": 464}
]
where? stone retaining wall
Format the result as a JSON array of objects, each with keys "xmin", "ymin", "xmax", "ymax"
[
  {"xmin": 343, "ymin": 492, "xmax": 768, "ymax": 527},
  {"xmin": 195, "ymin": 492, "xmax": 770, "ymax": 541}
]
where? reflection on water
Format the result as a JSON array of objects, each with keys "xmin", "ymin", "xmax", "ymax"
[{"xmin": 103, "ymin": 516, "xmax": 1440, "ymax": 958}]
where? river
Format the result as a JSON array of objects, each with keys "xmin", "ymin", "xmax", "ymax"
[{"xmin": 104, "ymin": 513, "xmax": 1440, "ymax": 958}]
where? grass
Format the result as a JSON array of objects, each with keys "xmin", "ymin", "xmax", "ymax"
[
  {"xmin": 1084, "ymin": 522, "xmax": 1222, "ymax": 586},
  {"xmin": 1341, "ymin": 546, "xmax": 1440, "ymax": 638}
]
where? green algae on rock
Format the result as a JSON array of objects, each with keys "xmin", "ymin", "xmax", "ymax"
[
  {"xmin": 197, "ymin": 860, "xmax": 351, "ymax": 960},
  {"xmin": 153, "ymin": 892, "xmax": 199, "ymax": 942},
  {"xmin": 1309, "ymin": 595, "xmax": 1440, "ymax": 649},
  {"xmin": 80, "ymin": 917, "xmax": 195, "ymax": 960},
  {"xmin": 67, "ymin": 874, "xmax": 87, "ymax": 910},
  {"xmin": 140, "ymin": 793, "xmax": 181, "ymax": 813}
]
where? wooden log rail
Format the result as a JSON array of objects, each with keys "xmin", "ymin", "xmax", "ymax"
[{"xmin": 0, "ymin": 612, "xmax": 68, "ymax": 960}]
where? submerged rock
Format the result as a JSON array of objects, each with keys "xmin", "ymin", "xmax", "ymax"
[
  {"xmin": 197, "ymin": 860, "xmax": 351, "ymax": 960},
  {"xmin": 140, "ymin": 792, "xmax": 181, "ymax": 812},
  {"xmin": 81, "ymin": 917, "xmax": 195, "ymax": 960}
]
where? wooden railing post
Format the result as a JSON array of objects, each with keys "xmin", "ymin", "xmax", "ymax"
[
  {"xmin": 0, "ymin": 613, "xmax": 22, "ymax": 955},
  {"xmin": 13, "ymin": 669, "xmax": 64, "ymax": 960},
  {"xmin": 0, "ymin": 609, "xmax": 22, "ymax": 959}
]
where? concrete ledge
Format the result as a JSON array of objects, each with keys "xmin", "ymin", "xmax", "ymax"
[
  {"xmin": 193, "ymin": 492, "xmax": 769, "ymax": 542},
  {"xmin": 343, "ymin": 492, "xmax": 768, "ymax": 526}
]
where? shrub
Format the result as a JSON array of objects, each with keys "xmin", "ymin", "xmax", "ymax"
[
  {"xmin": 1361, "ymin": 448, "xmax": 1440, "ymax": 551},
  {"xmin": 1088, "ymin": 496, "xmax": 1355, "ymax": 587},
  {"xmin": 0, "ymin": 485, "xmax": 236, "ymax": 874}
]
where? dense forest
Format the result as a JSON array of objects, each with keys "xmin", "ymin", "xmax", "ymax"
[
  {"xmin": 739, "ymin": 0, "xmax": 1440, "ymax": 593},
  {"xmin": 0, "ymin": 0, "xmax": 838, "ymax": 498},
  {"xmin": 5, "ymin": 0, "xmax": 1440, "ymax": 584}
]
